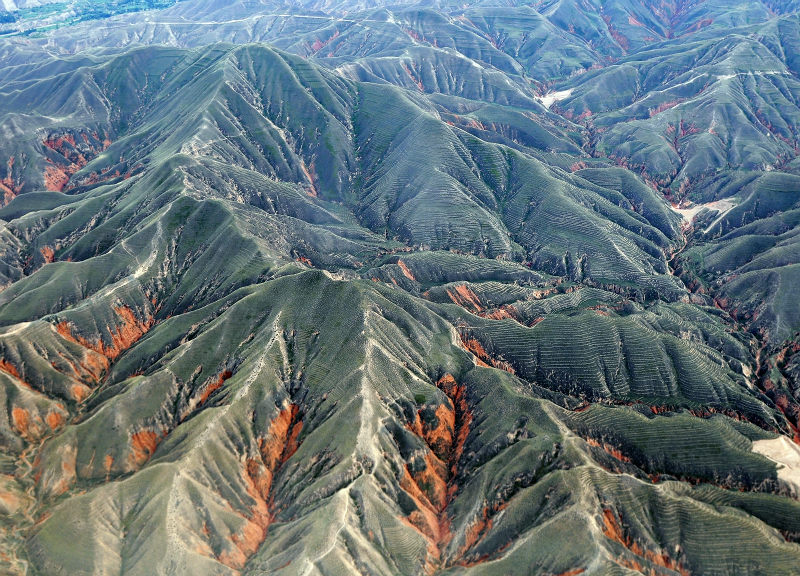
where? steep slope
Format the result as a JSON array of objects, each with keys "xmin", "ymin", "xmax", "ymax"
[{"xmin": 1, "ymin": 1, "xmax": 800, "ymax": 574}]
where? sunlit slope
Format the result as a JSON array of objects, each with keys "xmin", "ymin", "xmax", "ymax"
[
  {"xmin": 0, "ymin": 6, "xmax": 798, "ymax": 574},
  {"xmin": 0, "ymin": 43, "xmax": 685, "ymax": 286},
  {"xmin": 18, "ymin": 271, "xmax": 800, "ymax": 575},
  {"xmin": 556, "ymin": 16, "xmax": 800, "ymax": 193}
]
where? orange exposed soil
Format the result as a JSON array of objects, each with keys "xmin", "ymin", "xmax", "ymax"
[
  {"xmin": 415, "ymin": 452, "xmax": 450, "ymax": 511},
  {"xmin": 42, "ymin": 131, "xmax": 111, "ymax": 191},
  {"xmin": 43, "ymin": 164, "xmax": 70, "ymax": 192},
  {"xmin": 39, "ymin": 246, "xmax": 55, "ymax": 263},
  {"xmin": 67, "ymin": 350, "xmax": 109, "ymax": 384},
  {"xmin": 70, "ymin": 383, "xmax": 92, "ymax": 402},
  {"xmin": 601, "ymin": 508, "xmax": 690, "ymax": 576},
  {"xmin": 447, "ymin": 284, "xmax": 484, "ymax": 313},
  {"xmin": 422, "ymin": 404, "xmax": 456, "ymax": 460},
  {"xmin": 78, "ymin": 166, "xmax": 137, "ymax": 187},
  {"xmin": 40, "ymin": 445, "xmax": 78, "ymax": 497},
  {"xmin": 400, "ymin": 374, "xmax": 476, "ymax": 571},
  {"xmin": 310, "ymin": 29, "xmax": 339, "ymax": 53},
  {"xmin": 11, "ymin": 407, "xmax": 31, "ymax": 438},
  {"xmin": 400, "ymin": 466, "xmax": 446, "ymax": 544},
  {"xmin": 56, "ymin": 305, "xmax": 154, "ymax": 363},
  {"xmin": 0, "ymin": 486, "xmax": 22, "ymax": 515},
  {"xmin": 401, "ymin": 62, "xmax": 425, "ymax": 91},
  {"xmin": 460, "ymin": 337, "xmax": 492, "ymax": 368},
  {"xmin": 0, "ymin": 359, "xmax": 21, "ymax": 380},
  {"xmin": 128, "ymin": 429, "xmax": 163, "ymax": 468},
  {"xmin": 397, "ymin": 259, "xmax": 416, "ymax": 281},
  {"xmin": 459, "ymin": 505, "xmax": 492, "ymax": 557},
  {"xmin": 686, "ymin": 18, "xmax": 712, "ymax": 33},
  {"xmin": 217, "ymin": 404, "xmax": 303, "ymax": 570},
  {"xmin": 0, "ymin": 156, "xmax": 22, "ymax": 205},
  {"xmin": 298, "ymin": 160, "xmax": 317, "ymax": 197},
  {"xmin": 459, "ymin": 333, "xmax": 515, "ymax": 374},
  {"xmin": 586, "ymin": 438, "xmax": 632, "ymax": 463},
  {"xmin": 45, "ymin": 411, "xmax": 65, "ymax": 430},
  {"xmin": 480, "ymin": 306, "xmax": 518, "ymax": 321},
  {"xmin": 602, "ymin": 15, "xmax": 630, "ymax": 51},
  {"xmin": 435, "ymin": 375, "xmax": 472, "ymax": 481},
  {"xmin": 198, "ymin": 370, "xmax": 232, "ymax": 406},
  {"xmin": 649, "ymin": 99, "xmax": 684, "ymax": 117}
]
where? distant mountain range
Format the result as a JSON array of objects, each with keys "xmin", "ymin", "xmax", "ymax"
[{"xmin": 1, "ymin": 1, "xmax": 800, "ymax": 575}]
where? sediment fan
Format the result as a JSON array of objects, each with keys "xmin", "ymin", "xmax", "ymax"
[{"xmin": 1, "ymin": 0, "xmax": 800, "ymax": 574}]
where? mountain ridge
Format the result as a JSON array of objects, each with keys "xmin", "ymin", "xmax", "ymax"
[{"xmin": 1, "ymin": 1, "xmax": 800, "ymax": 574}]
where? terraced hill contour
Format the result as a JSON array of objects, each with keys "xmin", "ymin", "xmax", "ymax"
[{"xmin": 1, "ymin": 1, "xmax": 800, "ymax": 574}]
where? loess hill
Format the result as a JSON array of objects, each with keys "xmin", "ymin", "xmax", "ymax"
[{"xmin": 1, "ymin": 0, "xmax": 800, "ymax": 574}]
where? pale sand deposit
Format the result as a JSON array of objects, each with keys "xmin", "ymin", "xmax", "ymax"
[
  {"xmin": 752, "ymin": 436, "xmax": 800, "ymax": 492},
  {"xmin": 537, "ymin": 88, "xmax": 573, "ymax": 109}
]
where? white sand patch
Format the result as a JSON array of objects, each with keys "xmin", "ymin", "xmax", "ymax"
[
  {"xmin": 670, "ymin": 198, "xmax": 737, "ymax": 231},
  {"xmin": 752, "ymin": 436, "xmax": 800, "ymax": 492},
  {"xmin": 537, "ymin": 88, "xmax": 572, "ymax": 109}
]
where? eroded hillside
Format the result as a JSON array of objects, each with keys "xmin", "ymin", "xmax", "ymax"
[{"xmin": 1, "ymin": 1, "xmax": 800, "ymax": 574}]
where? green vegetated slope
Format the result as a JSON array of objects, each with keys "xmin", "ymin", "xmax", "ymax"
[{"xmin": 0, "ymin": 1, "xmax": 799, "ymax": 575}]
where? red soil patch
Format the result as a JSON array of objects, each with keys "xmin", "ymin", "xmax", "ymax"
[
  {"xmin": 42, "ymin": 131, "xmax": 112, "ymax": 192},
  {"xmin": 47, "ymin": 445, "xmax": 77, "ymax": 496},
  {"xmin": 586, "ymin": 437, "xmax": 632, "ymax": 463},
  {"xmin": 422, "ymin": 403, "xmax": 456, "ymax": 461},
  {"xmin": 479, "ymin": 306, "xmax": 518, "ymax": 321},
  {"xmin": 436, "ymin": 375, "xmax": 472, "ymax": 482},
  {"xmin": 459, "ymin": 334, "xmax": 515, "ymax": 374},
  {"xmin": 0, "ymin": 359, "xmax": 20, "ymax": 380},
  {"xmin": 70, "ymin": 383, "xmax": 92, "ymax": 403},
  {"xmin": 43, "ymin": 164, "xmax": 70, "ymax": 192},
  {"xmin": 310, "ymin": 29, "xmax": 339, "ymax": 53},
  {"xmin": 685, "ymin": 18, "xmax": 712, "ymax": 33},
  {"xmin": 460, "ymin": 336, "xmax": 492, "ymax": 368},
  {"xmin": 459, "ymin": 504, "xmax": 492, "ymax": 558},
  {"xmin": 128, "ymin": 429, "xmax": 162, "ymax": 468},
  {"xmin": 39, "ymin": 246, "xmax": 55, "ymax": 263},
  {"xmin": 298, "ymin": 160, "xmax": 317, "ymax": 197},
  {"xmin": 402, "ymin": 62, "xmax": 425, "ymax": 91},
  {"xmin": 71, "ymin": 351, "xmax": 108, "ymax": 384},
  {"xmin": 0, "ymin": 156, "xmax": 22, "ymax": 205},
  {"xmin": 447, "ymin": 284, "xmax": 484, "ymax": 313},
  {"xmin": 400, "ymin": 374, "xmax": 476, "ymax": 570},
  {"xmin": 397, "ymin": 259, "xmax": 416, "ymax": 281},
  {"xmin": 198, "ymin": 370, "xmax": 232, "ymax": 406},
  {"xmin": 601, "ymin": 508, "xmax": 690, "ymax": 575},
  {"xmin": 217, "ymin": 404, "xmax": 304, "ymax": 570},
  {"xmin": 11, "ymin": 407, "xmax": 31, "ymax": 437},
  {"xmin": 649, "ymin": 99, "xmax": 684, "ymax": 117},
  {"xmin": 45, "ymin": 411, "xmax": 65, "ymax": 430},
  {"xmin": 628, "ymin": 15, "xmax": 644, "ymax": 27},
  {"xmin": 56, "ymin": 305, "xmax": 154, "ymax": 362},
  {"xmin": 602, "ymin": 14, "xmax": 630, "ymax": 51}
]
